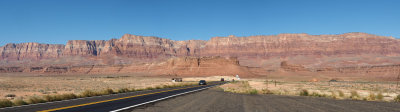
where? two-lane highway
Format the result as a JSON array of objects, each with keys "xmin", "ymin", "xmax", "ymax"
[{"xmin": 1, "ymin": 82, "xmax": 225, "ymax": 112}]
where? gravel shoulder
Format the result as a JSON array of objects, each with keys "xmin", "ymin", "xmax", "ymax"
[{"xmin": 130, "ymin": 87, "xmax": 400, "ymax": 112}]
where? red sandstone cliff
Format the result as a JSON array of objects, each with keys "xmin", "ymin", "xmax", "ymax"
[
  {"xmin": 159, "ymin": 56, "xmax": 254, "ymax": 76},
  {"xmin": 2, "ymin": 33, "xmax": 400, "ymax": 78},
  {"xmin": 2, "ymin": 33, "xmax": 399, "ymax": 62},
  {"xmin": 0, "ymin": 56, "xmax": 255, "ymax": 77},
  {"xmin": 0, "ymin": 43, "xmax": 64, "ymax": 60}
]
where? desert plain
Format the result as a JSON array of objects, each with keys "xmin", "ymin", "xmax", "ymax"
[{"xmin": 2, "ymin": 33, "xmax": 400, "ymax": 105}]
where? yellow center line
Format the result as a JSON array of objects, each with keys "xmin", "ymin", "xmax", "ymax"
[{"xmin": 38, "ymin": 82, "xmax": 218, "ymax": 112}]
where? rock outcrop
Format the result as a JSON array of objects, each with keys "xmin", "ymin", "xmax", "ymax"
[
  {"xmin": 2, "ymin": 33, "xmax": 399, "ymax": 61},
  {"xmin": 279, "ymin": 61, "xmax": 400, "ymax": 79},
  {"xmin": 0, "ymin": 56, "xmax": 255, "ymax": 77},
  {"xmin": 280, "ymin": 61, "xmax": 308, "ymax": 72},
  {"xmin": 160, "ymin": 56, "xmax": 254, "ymax": 76},
  {"xmin": 201, "ymin": 33, "xmax": 400, "ymax": 58},
  {"xmin": 0, "ymin": 43, "xmax": 64, "ymax": 60},
  {"xmin": 1, "ymin": 32, "xmax": 400, "ymax": 77}
]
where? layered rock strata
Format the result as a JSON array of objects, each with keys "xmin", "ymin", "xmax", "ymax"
[
  {"xmin": 1, "ymin": 33, "xmax": 399, "ymax": 61},
  {"xmin": 0, "ymin": 57, "xmax": 255, "ymax": 77}
]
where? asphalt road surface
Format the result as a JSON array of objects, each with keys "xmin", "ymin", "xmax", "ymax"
[
  {"xmin": 0, "ymin": 82, "xmax": 224, "ymax": 112},
  {"xmin": 130, "ymin": 88, "xmax": 400, "ymax": 112}
]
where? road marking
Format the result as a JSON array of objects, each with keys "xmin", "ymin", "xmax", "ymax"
[
  {"xmin": 37, "ymin": 86, "xmax": 197, "ymax": 112},
  {"xmin": 110, "ymin": 85, "xmax": 215, "ymax": 112},
  {"xmin": 0, "ymin": 88, "xmax": 156, "ymax": 110},
  {"xmin": 37, "ymin": 83, "xmax": 219, "ymax": 112}
]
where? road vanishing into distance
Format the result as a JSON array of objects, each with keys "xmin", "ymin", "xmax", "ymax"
[
  {"xmin": 2, "ymin": 81, "xmax": 400, "ymax": 112},
  {"xmin": 0, "ymin": 82, "xmax": 224, "ymax": 112}
]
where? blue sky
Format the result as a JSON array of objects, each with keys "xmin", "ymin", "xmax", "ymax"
[{"xmin": 0, "ymin": 0, "xmax": 399, "ymax": 46}]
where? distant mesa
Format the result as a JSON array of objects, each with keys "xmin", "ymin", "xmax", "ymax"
[
  {"xmin": 1, "ymin": 32, "xmax": 398, "ymax": 60},
  {"xmin": 1, "ymin": 32, "xmax": 400, "ymax": 78}
]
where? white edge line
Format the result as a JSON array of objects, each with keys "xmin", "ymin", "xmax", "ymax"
[{"xmin": 110, "ymin": 85, "xmax": 217, "ymax": 112}]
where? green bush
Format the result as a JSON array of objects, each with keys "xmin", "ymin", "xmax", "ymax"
[
  {"xmin": 376, "ymin": 92, "xmax": 383, "ymax": 101},
  {"xmin": 0, "ymin": 99, "xmax": 13, "ymax": 108},
  {"xmin": 368, "ymin": 93, "xmax": 376, "ymax": 101},
  {"xmin": 12, "ymin": 98, "xmax": 27, "ymax": 106},
  {"xmin": 394, "ymin": 94, "xmax": 400, "ymax": 102},
  {"xmin": 248, "ymin": 89, "xmax": 258, "ymax": 94},
  {"xmin": 300, "ymin": 89, "xmax": 309, "ymax": 96}
]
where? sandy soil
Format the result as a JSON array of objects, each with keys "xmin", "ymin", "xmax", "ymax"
[
  {"xmin": 0, "ymin": 73, "xmax": 175, "ymax": 99},
  {"xmin": 2, "ymin": 72, "xmax": 399, "ymax": 102},
  {"xmin": 0, "ymin": 74, "xmax": 228, "ymax": 100},
  {"xmin": 220, "ymin": 78, "xmax": 400, "ymax": 102}
]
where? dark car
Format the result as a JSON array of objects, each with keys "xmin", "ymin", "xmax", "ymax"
[
  {"xmin": 199, "ymin": 80, "xmax": 207, "ymax": 85},
  {"xmin": 220, "ymin": 78, "xmax": 224, "ymax": 82}
]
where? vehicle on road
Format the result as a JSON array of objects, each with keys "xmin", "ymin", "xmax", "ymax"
[
  {"xmin": 199, "ymin": 80, "xmax": 207, "ymax": 85},
  {"xmin": 172, "ymin": 78, "xmax": 182, "ymax": 82},
  {"xmin": 220, "ymin": 78, "xmax": 224, "ymax": 82}
]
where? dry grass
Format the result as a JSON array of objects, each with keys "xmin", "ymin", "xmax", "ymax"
[
  {"xmin": 367, "ymin": 93, "xmax": 376, "ymax": 101},
  {"xmin": 300, "ymin": 89, "xmax": 309, "ymax": 96},
  {"xmin": 338, "ymin": 90, "xmax": 345, "ymax": 97},
  {"xmin": 219, "ymin": 78, "xmax": 400, "ymax": 102},
  {"xmin": 0, "ymin": 99, "xmax": 13, "ymax": 108},
  {"xmin": 394, "ymin": 94, "xmax": 400, "ymax": 102},
  {"xmin": 350, "ymin": 91, "xmax": 360, "ymax": 99},
  {"xmin": 0, "ymin": 74, "xmax": 201, "ymax": 108},
  {"xmin": 0, "ymin": 74, "xmax": 180, "ymax": 99},
  {"xmin": 12, "ymin": 98, "xmax": 27, "ymax": 106},
  {"xmin": 219, "ymin": 81, "xmax": 261, "ymax": 94},
  {"xmin": 377, "ymin": 92, "xmax": 384, "ymax": 101},
  {"xmin": 0, "ymin": 79, "xmax": 197, "ymax": 108},
  {"xmin": 27, "ymin": 96, "xmax": 46, "ymax": 104}
]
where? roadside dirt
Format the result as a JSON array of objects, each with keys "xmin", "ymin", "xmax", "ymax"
[{"xmin": 129, "ymin": 87, "xmax": 400, "ymax": 112}]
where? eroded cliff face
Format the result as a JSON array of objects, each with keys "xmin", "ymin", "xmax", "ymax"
[
  {"xmin": 159, "ymin": 56, "xmax": 253, "ymax": 76},
  {"xmin": 2, "ymin": 33, "xmax": 399, "ymax": 61},
  {"xmin": 1, "ymin": 33, "xmax": 400, "ymax": 77},
  {"xmin": 280, "ymin": 61, "xmax": 308, "ymax": 72},
  {"xmin": 0, "ymin": 43, "xmax": 64, "ymax": 60},
  {"xmin": 201, "ymin": 33, "xmax": 400, "ymax": 58},
  {"xmin": 279, "ymin": 61, "xmax": 400, "ymax": 79},
  {"xmin": 0, "ymin": 56, "xmax": 255, "ymax": 77}
]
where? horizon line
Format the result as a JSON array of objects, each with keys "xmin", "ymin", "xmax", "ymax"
[{"xmin": 0, "ymin": 32, "xmax": 397, "ymax": 46}]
